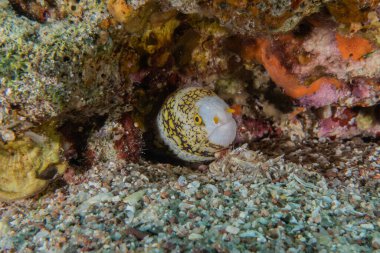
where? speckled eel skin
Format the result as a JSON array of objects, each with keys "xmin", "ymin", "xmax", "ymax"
[{"xmin": 156, "ymin": 87, "xmax": 237, "ymax": 162}]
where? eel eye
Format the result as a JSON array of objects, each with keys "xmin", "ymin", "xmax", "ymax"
[{"xmin": 194, "ymin": 114, "xmax": 203, "ymax": 125}]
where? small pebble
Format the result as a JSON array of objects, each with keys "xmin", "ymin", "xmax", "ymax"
[
  {"xmin": 0, "ymin": 221, "xmax": 10, "ymax": 236},
  {"xmin": 123, "ymin": 190, "xmax": 146, "ymax": 205},
  {"xmin": 0, "ymin": 129, "xmax": 15, "ymax": 142},
  {"xmin": 372, "ymin": 236, "xmax": 380, "ymax": 249},
  {"xmin": 188, "ymin": 181, "xmax": 200, "ymax": 189},
  {"xmin": 226, "ymin": 226, "xmax": 240, "ymax": 234},
  {"xmin": 177, "ymin": 176, "xmax": 187, "ymax": 187},
  {"xmin": 188, "ymin": 233, "xmax": 203, "ymax": 240},
  {"xmin": 360, "ymin": 223, "xmax": 374, "ymax": 230}
]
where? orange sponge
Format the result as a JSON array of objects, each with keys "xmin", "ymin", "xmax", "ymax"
[
  {"xmin": 243, "ymin": 38, "xmax": 343, "ymax": 99},
  {"xmin": 335, "ymin": 33, "xmax": 373, "ymax": 61}
]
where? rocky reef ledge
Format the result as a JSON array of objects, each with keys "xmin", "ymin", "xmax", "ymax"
[{"xmin": 0, "ymin": 0, "xmax": 379, "ymax": 251}]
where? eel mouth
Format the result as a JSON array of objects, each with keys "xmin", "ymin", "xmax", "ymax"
[{"xmin": 208, "ymin": 120, "xmax": 237, "ymax": 147}]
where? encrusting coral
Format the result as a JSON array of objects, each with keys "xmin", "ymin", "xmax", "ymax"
[{"xmin": 239, "ymin": 16, "xmax": 379, "ymax": 111}]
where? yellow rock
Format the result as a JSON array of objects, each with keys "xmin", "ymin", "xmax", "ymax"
[
  {"xmin": 0, "ymin": 126, "xmax": 66, "ymax": 202},
  {"xmin": 356, "ymin": 112, "xmax": 374, "ymax": 130},
  {"xmin": 141, "ymin": 17, "xmax": 180, "ymax": 54},
  {"xmin": 107, "ymin": 0, "xmax": 133, "ymax": 23}
]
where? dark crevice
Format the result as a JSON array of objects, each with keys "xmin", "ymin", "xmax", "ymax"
[{"xmin": 58, "ymin": 114, "xmax": 108, "ymax": 169}]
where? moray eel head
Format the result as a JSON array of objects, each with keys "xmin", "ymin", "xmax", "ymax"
[{"xmin": 157, "ymin": 87, "xmax": 237, "ymax": 162}]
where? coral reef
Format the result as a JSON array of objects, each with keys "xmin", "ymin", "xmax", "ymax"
[
  {"xmin": 0, "ymin": 0, "xmax": 379, "ymax": 229},
  {"xmin": 0, "ymin": 0, "xmax": 380, "ymax": 251},
  {"xmin": 0, "ymin": 0, "xmax": 379, "ymax": 138}
]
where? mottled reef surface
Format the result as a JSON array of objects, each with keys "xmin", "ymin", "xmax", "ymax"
[{"xmin": 1, "ymin": 0, "xmax": 380, "ymax": 252}]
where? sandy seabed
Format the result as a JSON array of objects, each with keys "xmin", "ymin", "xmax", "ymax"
[{"xmin": 1, "ymin": 138, "xmax": 379, "ymax": 252}]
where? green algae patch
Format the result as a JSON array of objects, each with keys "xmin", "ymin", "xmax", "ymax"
[{"xmin": 0, "ymin": 0, "xmax": 110, "ymax": 121}]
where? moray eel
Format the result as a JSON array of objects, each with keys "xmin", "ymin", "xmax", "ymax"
[{"xmin": 157, "ymin": 87, "xmax": 237, "ymax": 162}]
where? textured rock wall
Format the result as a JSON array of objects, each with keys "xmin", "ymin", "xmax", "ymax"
[{"xmin": 0, "ymin": 0, "xmax": 379, "ymax": 175}]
